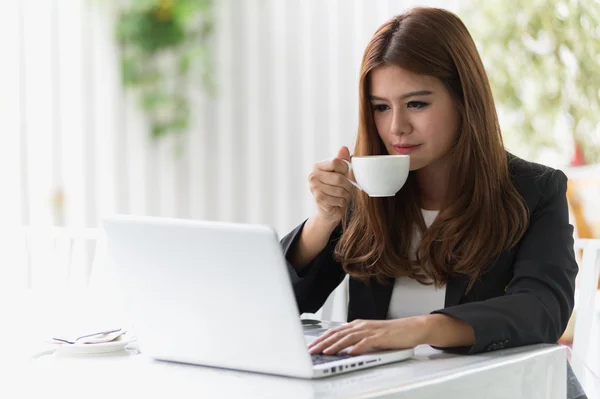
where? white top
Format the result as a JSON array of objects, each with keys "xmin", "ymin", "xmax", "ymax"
[{"xmin": 387, "ymin": 209, "xmax": 446, "ymax": 320}]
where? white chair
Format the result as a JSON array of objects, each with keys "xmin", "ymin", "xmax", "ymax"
[
  {"xmin": 319, "ymin": 275, "xmax": 350, "ymax": 322},
  {"xmin": 571, "ymin": 238, "xmax": 600, "ymax": 396},
  {"xmin": 0, "ymin": 226, "xmax": 131, "ymax": 350},
  {"xmin": 299, "ymin": 276, "xmax": 349, "ymax": 322},
  {"xmin": 0, "ymin": 226, "xmax": 104, "ymax": 290}
]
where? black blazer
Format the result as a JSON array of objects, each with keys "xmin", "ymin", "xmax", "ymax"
[{"xmin": 281, "ymin": 155, "xmax": 578, "ymax": 355}]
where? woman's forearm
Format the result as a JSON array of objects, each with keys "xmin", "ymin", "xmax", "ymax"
[
  {"xmin": 421, "ymin": 314, "xmax": 476, "ymax": 348},
  {"xmin": 287, "ymin": 216, "xmax": 339, "ymax": 271}
]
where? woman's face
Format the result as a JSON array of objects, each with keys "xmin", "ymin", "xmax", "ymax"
[{"xmin": 368, "ymin": 64, "xmax": 460, "ymax": 172}]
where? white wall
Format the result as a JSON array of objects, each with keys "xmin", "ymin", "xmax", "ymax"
[{"xmin": 0, "ymin": 0, "xmax": 461, "ymax": 237}]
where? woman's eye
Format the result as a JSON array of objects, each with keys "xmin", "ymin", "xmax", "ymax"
[
  {"xmin": 407, "ymin": 101, "xmax": 429, "ymax": 110},
  {"xmin": 372, "ymin": 104, "xmax": 390, "ymax": 112}
]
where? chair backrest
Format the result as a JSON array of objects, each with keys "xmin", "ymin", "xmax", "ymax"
[
  {"xmin": 0, "ymin": 226, "xmax": 104, "ymax": 290},
  {"xmin": 571, "ymin": 238, "xmax": 600, "ymax": 389},
  {"xmin": 318, "ymin": 275, "xmax": 349, "ymax": 322}
]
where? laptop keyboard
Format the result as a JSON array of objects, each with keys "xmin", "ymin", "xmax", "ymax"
[{"xmin": 311, "ymin": 353, "xmax": 353, "ymax": 365}]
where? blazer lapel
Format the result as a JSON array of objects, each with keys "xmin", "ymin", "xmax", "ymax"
[{"xmin": 445, "ymin": 274, "xmax": 469, "ymax": 307}]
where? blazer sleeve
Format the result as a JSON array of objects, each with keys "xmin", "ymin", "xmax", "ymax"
[
  {"xmin": 431, "ymin": 170, "xmax": 578, "ymax": 354},
  {"xmin": 281, "ymin": 220, "xmax": 347, "ymax": 314}
]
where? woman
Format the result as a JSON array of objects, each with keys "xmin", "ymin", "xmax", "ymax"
[{"xmin": 282, "ymin": 7, "xmax": 578, "ymax": 359}]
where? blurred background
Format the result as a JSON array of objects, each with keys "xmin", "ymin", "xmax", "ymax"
[
  {"xmin": 0, "ymin": 0, "xmax": 598, "ymax": 238},
  {"xmin": 0, "ymin": 0, "xmax": 599, "ymax": 392}
]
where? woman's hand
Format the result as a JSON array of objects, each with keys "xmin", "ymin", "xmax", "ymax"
[
  {"xmin": 308, "ymin": 315, "xmax": 476, "ymax": 355},
  {"xmin": 308, "ymin": 317, "xmax": 430, "ymax": 356},
  {"xmin": 309, "ymin": 146, "xmax": 354, "ymax": 224}
]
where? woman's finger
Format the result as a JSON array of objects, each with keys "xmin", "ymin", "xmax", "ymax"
[
  {"xmin": 347, "ymin": 337, "xmax": 376, "ymax": 355},
  {"xmin": 308, "ymin": 327, "xmax": 359, "ymax": 354},
  {"xmin": 314, "ymin": 157, "xmax": 350, "ymax": 175},
  {"xmin": 312, "ymin": 180, "xmax": 351, "ymax": 200},
  {"xmin": 316, "ymin": 171, "xmax": 354, "ymax": 194},
  {"xmin": 312, "ymin": 190, "xmax": 347, "ymax": 209},
  {"xmin": 308, "ymin": 320, "xmax": 369, "ymax": 350},
  {"xmin": 307, "ymin": 324, "xmax": 354, "ymax": 350},
  {"xmin": 322, "ymin": 331, "xmax": 368, "ymax": 355},
  {"xmin": 308, "ymin": 324, "xmax": 347, "ymax": 349}
]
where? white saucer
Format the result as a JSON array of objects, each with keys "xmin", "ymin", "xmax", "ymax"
[{"xmin": 54, "ymin": 334, "xmax": 136, "ymax": 355}]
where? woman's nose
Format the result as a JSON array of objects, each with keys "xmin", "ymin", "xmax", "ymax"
[{"xmin": 390, "ymin": 110, "xmax": 412, "ymax": 136}]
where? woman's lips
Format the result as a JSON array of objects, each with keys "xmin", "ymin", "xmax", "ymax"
[{"xmin": 393, "ymin": 144, "xmax": 421, "ymax": 154}]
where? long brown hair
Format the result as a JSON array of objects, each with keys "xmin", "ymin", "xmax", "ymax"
[{"xmin": 336, "ymin": 7, "xmax": 529, "ymax": 290}]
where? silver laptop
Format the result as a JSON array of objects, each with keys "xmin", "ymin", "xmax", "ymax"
[{"xmin": 103, "ymin": 215, "xmax": 414, "ymax": 379}]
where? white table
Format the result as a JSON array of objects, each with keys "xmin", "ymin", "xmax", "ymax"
[
  {"xmin": 6, "ymin": 343, "xmax": 566, "ymax": 399},
  {"xmin": 1, "ymin": 290, "xmax": 573, "ymax": 398}
]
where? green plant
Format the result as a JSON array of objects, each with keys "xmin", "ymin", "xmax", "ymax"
[
  {"xmin": 464, "ymin": 0, "xmax": 600, "ymax": 164},
  {"xmin": 116, "ymin": 0, "xmax": 214, "ymax": 139}
]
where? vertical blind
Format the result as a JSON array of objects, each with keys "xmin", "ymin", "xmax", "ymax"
[{"xmin": 0, "ymin": 0, "xmax": 460, "ymax": 237}]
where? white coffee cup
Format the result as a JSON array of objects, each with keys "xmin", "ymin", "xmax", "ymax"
[{"xmin": 342, "ymin": 155, "xmax": 410, "ymax": 197}]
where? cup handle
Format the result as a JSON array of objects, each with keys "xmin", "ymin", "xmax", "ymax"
[{"xmin": 341, "ymin": 159, "xmax": 363, "ymax": 191}]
